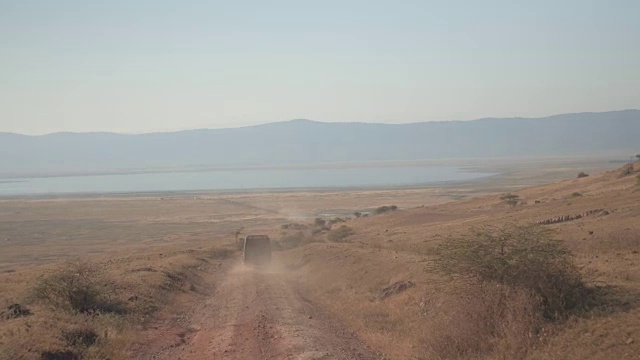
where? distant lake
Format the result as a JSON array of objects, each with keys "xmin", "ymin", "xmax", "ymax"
[{"xmin": 0, "ymin": 165, "xmax": 495, "ymax": 196}]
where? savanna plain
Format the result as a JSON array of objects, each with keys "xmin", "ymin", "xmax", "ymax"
[{"xmin": 1, "ymin": 157, "xmax": 639, "ymax": 360}]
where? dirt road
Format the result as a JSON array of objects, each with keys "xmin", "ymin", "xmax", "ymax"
[{"xmin": 140, "ymin": 260, "xmax": 379, "ymax": 360}]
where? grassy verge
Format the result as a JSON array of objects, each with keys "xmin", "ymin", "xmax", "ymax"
[
  {"xmin": 282, "ymin": 223, "xmax": 622, "ymax": 359},
  {"xmin": 0, "ymin": 246, "xmax": 234, "ymax": 360}
]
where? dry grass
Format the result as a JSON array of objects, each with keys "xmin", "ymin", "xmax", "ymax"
[
  {"xmin": 579, "ymin": 229, "xmax": 640, "ymax": 254},
  {"xmin": 0, "ymin": 188, "xmax": 475, "ymax": 273},
  {"xmin": 620, "ymin": 164, "xmax": 635, "ymax": 177},
  {"xmin": 423, "ymin": 224, "xmax": 599, "ymax": 358},
  {"xmin": 0, "ymin": 158, "xmax": 635, "ymax": 359},
  {"xmin": 423, "ymin": 283, "xmax": 543, "ymax": 359},
  {"xmin": 32, "ymin": 260, "xmax": 124, "ymax": 314},
  {"xmin": 0, "ymin": 246, "xmax": 234, "ymax": 359},
  {"xmin": 281, "ymin": 161, "xmax": 640, "ymax": 359}
]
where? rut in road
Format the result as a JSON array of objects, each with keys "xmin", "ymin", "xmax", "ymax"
[{"xmin": 157, "ymin": 262, "xmax": 379, "ymax": 360}]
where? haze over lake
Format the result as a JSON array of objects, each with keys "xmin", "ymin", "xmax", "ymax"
[
  {"xmin": 2, "ymin": 110, "xmax": 639, "ymax": 180},
  {"xmin": 0, "ymin": 164, "xmax": 493, "ymax": 196}
]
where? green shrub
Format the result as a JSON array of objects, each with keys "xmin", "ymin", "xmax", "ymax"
[
  {"xmin": 313, "ymin": 217, "xmax": 332, "ymax": 231},
  {"xmin": 279, "ymin": 231, "xmax": 307, "ymax": 249},
  {"xmin": 327, "ymin": 225, "xmax": 354, "ymax": 242},
  {"xmin": 433, "ymin": 224, "xmax": 588, "ymax": 319},
  {"xmin": 577, "ymin": 172, "xmax": 589, "ymax": 178},
  {"xmin": 499, "ymin": 193, "xmax": 518, "ymax": 200},
  {"xmin": 328, "ymin": 217, "xmax": 346, "ymax": 227},
  {"xmin": 33, "ymin": 260, "xmax": 124, "ymax": 314},
  {"xmin": 374, "ymin": 205, "xmax": 398, "ymax": 214},
  {"xmin": 281, "ymin": 223, "xmax": 307, "ymax": 230},
  {"xmin": 621, "ymin": 164, "xmax": 634, "ymax": 177},
  {"xmin": 500, "ymin": 193, "xmax": 520, "ymax": 207},
  {"xmin": 570, "ymin": 192, "xmax": 583, "ymax": 198}
]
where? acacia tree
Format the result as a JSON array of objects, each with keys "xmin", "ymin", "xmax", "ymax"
[
  {"xmin": 500, "ymin": 193, "xmax": 520, "ymax": 207},
  {"xmin": 432, "ymin": 224, "xmax": 587, "ymax": 319}
]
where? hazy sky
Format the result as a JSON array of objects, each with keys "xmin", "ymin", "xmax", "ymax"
[{"xmin": 1, "ymin": 1, "xmax": 639, "ymax": 135}]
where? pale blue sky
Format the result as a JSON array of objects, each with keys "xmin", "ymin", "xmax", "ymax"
[{"xmin": 1, "ymin": 1, "xmax": 639, "ymax": 134}]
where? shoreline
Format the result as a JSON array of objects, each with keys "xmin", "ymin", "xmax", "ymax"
[
  {"xmin": 0, "ymin": 175, "xmax": 499, "ymax": 200},
  {"xmin": 0, "ymin": 156, "xmax": 625, "ymax": 200},
  {"xmin": 0, "ymin": 153, "xmax": 629, "ymax": 180}
]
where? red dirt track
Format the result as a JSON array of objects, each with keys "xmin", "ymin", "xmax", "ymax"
[{"xmin": 139, "ymin": 262, "xmax": 379, "ymax": 360}]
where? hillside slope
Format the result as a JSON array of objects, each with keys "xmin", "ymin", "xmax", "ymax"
[{"xmin": 283, "ymin": 162, "xmax": 640, "ymax": 359}]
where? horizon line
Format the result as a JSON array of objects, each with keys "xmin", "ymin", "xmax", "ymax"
[{"xmin": 3, "ymin": 108, "xmax": 639, "ymax": 137}]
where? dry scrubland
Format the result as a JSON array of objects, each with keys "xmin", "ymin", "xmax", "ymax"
[
  {"xmin": 281, "ymin": 161, "xmax": 640, "ymax": 359},
  {"xmin": 0, "ymin": 245, "xmax": 235, "ymax": 359},
  {"xmin": 0, "ymin": 158, "xmax": 638, "ymax": 359},
  {"xmin": 0, "ymin": 187, "xmax": 473, "ymax": 273},
  {"xmin": 0, "ymin": 186, "xmax": 472, "ymax": 359}
]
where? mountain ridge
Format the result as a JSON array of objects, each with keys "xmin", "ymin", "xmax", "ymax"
[
  {"xmin": 4, "ymin": 109, "xmax": 639, "ymax": 137},
  {"xmin": 1, "ymin": 110, "xmax": 639, "ymax": 178}
]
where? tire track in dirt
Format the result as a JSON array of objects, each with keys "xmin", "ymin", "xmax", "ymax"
[{"xmin": 151, "ymin": 261, "xmax": 379, "ymax": 360}]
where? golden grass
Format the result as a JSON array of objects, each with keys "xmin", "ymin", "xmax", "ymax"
[
  {"xmin": 0, "ymin": 158, "xmax": 635, "ymax": 359},
  {"xmin": 0, "ymin": 245, "xmax": 234, "ymax": 359},
  {"xmin": 279, "ymin": 161, "xmax": 640, "ymax": 359}
]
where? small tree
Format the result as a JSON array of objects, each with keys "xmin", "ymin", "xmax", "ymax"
[
  {"xmin": 577, "ymin": 172, "xmax": 589, "ymax": 178},
  {"xmin": 354, "ymin": 211, "xmax": 362, "ymax": 218},
  {"xmin": 328, "ymin": 225, "xmax": 354, "ymax": 242},
  {"xmin": 433, "ymin": 224, "xmax": 588, "ymax": 319},
  {"xmin": 635, "ymin": 154, "xmax": 640, "ymax": 160},
  {"xmin": 500, "ymin": 193, "xmax": 520, "ymax": 207}
]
